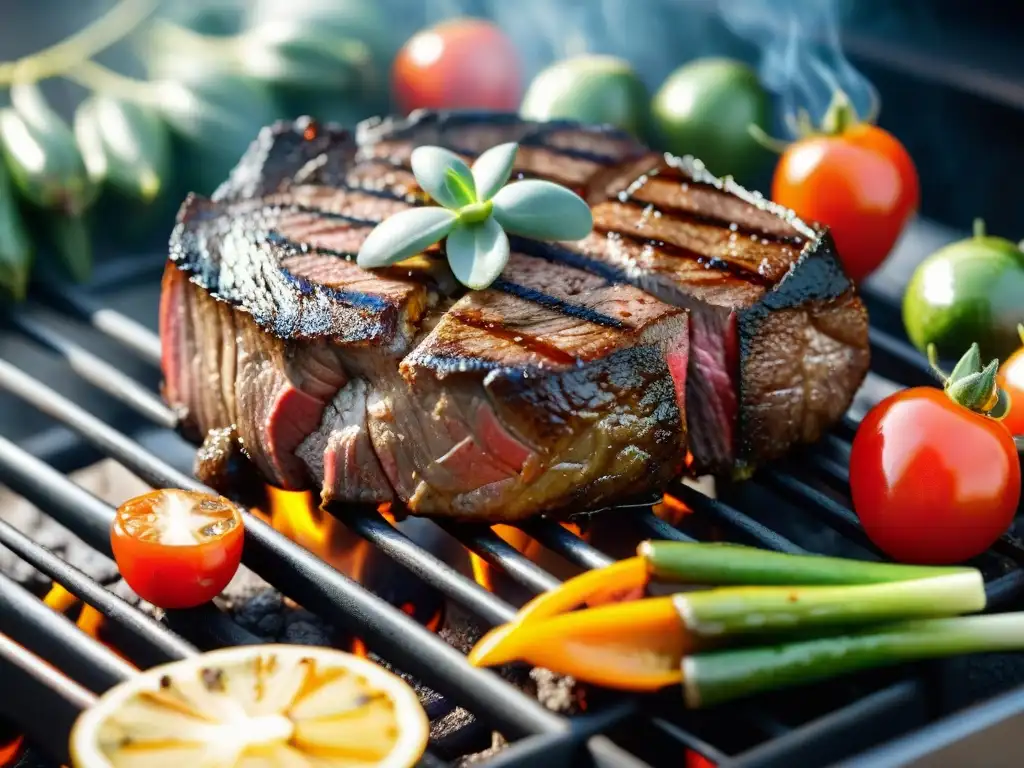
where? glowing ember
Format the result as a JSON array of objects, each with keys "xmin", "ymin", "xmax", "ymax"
[
  {"xmin": 43, "ymin": 582, "xmax": 78, "ymax": 613},
  {"xmin": 653, "ymin": 494, "xmax": 692, "ymax": 526},
  {"xmin": 0, "ymin": 734, "xmax": 23, "ymax": 768}
]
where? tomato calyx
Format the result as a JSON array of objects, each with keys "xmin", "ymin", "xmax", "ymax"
[
  {"xmin": 928, "ymin": 342, "xmax": 1012, "ymax": 421},
  {"xmin": 748, "ymin": 87, "xmax": 880, "ymax": 154}
]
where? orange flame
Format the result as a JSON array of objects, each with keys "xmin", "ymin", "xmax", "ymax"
[
  {"xmin": 40, "ymin": 584, "xmax": 133, "ymax": 665},
  {"xmin": 469, "ymin": 526, "xmax": 534, "ymax": 593},
  {"xmin": 264, "ymin": 487, "xmax": 371, "ymax": 580},
  {"xmin": 469, "ymin": 522, "xmax": 592, "ymax": 592},
  {"xmin": 350, "ymin": 602, "xmax": 441, "ymax": 659},
  {"xmin": 653, "ymin": 494, "xmax": 692, "ymax": 527}
]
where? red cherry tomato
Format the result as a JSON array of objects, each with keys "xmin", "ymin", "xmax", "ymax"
[
  {"xmin": 685, "ymin": 750, "xmax": 716, "ymax": 768},
  {"xmin": 771, "ymin": 100, "xmax": 919, "ymax": 283},
  {"xmin": 392, "ymin": 19, "xmax": 522, "ymax": 114},
  {"xmin": 111, "ymin": 490, "xmax": 244, "ymax": 609},
  {"xmin": 850, "ymin": 387, "xmax": 1020, "ymax": 564},
  {"xmin": 1000, "ymin": 344, "xmax": 1024, "ymax": 437}
]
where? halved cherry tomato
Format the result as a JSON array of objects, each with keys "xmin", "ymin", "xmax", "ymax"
[
  {"xmin": 771, "ymin": 91, "xmax": 919, "ymax": 283},
  {"xmin": 850, "ymin": 384, "xmax": 1020, "ymax": 565},
  {"xmin": 999, "ymin": 326, "xmax": 1024, "ymax": 437},
  {"xmin": 392, "ymin": 19, "xmax": 522, "ymax": 114},
  {"xmin": 111, "ymin": 489, "xmax": 244, "ymax": 609}
]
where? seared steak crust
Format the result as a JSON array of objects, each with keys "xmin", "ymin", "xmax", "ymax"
[{"xmin": 161, "ymin": 110, "xmax": 869, "ymax": 519}]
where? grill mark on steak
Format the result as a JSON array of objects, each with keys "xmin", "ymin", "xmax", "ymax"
[
  {"xmin": 594, "ymin": 226, "xmax": 774, "ymax": 288},
  {"xmin": 444, "ymin": 310, "xmax": 580, "ymax": 367},
  {"xmin": 623, "ymin": 169, "xmax": 805, "ymax": 243},
  {"xmin": 491, "ymin": 279, "xmax": 626, "ymax": 330},
  {"xmin": 593, "ymin": 200, "xmax": 797, "ymax": 284}
]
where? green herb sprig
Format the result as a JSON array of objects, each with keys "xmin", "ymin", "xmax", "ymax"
[{"xmin": 356, "ymin": 142, "xmax": 593, "ymax": 290}]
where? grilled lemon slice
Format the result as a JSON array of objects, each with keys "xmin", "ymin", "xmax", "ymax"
[{"xmin": 69, "ymin": 644, "xmax": 428, "ymax": 768}]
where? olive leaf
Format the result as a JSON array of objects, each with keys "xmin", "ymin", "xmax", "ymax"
[{"xmin": 356, "ymin": 142, "xmax": 593, "ymax": 289}]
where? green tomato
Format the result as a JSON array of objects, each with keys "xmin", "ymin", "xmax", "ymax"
[
  {"xmin": 520, "ymin": 55, "xmax": 650, "ymax": 138},
  {"xmin": 903, "ymin": 223, "xmax": 1024, "ymax": 363},
  {"xmin": 651, "ymin": 58, "xmax": 770, "ymax": 181}
]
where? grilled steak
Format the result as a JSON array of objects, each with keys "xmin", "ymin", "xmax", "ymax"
[
  {"xmin": 160, "ymin": 111, "xmax": 869, "ymax": 519},
  {"xmin": 161, "ymin": 114, "xmax": 690, "ymax": 519}
]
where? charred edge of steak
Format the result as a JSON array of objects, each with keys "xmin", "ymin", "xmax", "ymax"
[
  {"xmin": 356, "ymin": 109, "xmax": 648, "ymax": 165},
  {"xmin": 212, "ymin": 116, "xmax": 356, "ymax": 204}
]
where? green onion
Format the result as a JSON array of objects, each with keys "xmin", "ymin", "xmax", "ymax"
[
  {"xmin": 684, "ymin": 613, "xmax": 1024, "ymax": 708},
  {"xmin": 675, "ymin": 570, "xmax": 985, "ymax": 638},
  {"xmin": 640, "ymin": 541, "xmax": 973, "ymax": 586}
]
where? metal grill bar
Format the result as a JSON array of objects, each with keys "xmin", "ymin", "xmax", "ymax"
[
  {"xmin": 0, "ymin": 571, "xmax": 135, "ymax": 693},
  {"xmin": 0, "ymin": 516, "xmax": 196, "ymax": 665},
  {"xmin": 37, "ymin": 278, "xmax": 164, "ymax": 368},
  {"xmin": 635, "ymin": 509, "xmax": 695, "ymax": 542},
  {"xmin": 516, "ymin": 520, "xmax": 613, "ymax": 570},
  {"xmin": 439, "ymin": 522, "xmax": 561, "ymax": 594},
  {"xmin": 332, "ymin": 505, "xmax": 515, "ymax": 626},
  {"xmin": 1, "ymin": 268, "xmax": 1019, "ymax": 767},
  {"xmin": 757, "ymin": 470, "xmax": 872, "ymax": 549},
  {"xmin": 0, "ymin": 369, "xmax": 657, "ymax": 765},
  {"xmin": 868, "ymin": 329, "xmax": 934, "ymax": 387},
  {"xmin": 669, "ymin": 483, "xmax": 805, "ymax": 554},
  {"xmin": 0, "ymin": 435, "xmax": 259, "ymax": 651},
  {"xmin": 0, "ymin": 633, "xmax": 95, "ymax": 766},
  {"xmin": 732, "ymin": 681, "xmax": 926, "ymax": 768},
  {"xmin": 7, "ymin": 312, "xmax": 176, "ymax": 429},
  {"xmin": 0, "ymin": 335, "xmax": 697, "ymax": 763}
]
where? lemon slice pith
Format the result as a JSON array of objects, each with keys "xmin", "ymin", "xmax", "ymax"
[{"xmin": 70, "ymin": 644, "xmax": 429, "ymax": 768}]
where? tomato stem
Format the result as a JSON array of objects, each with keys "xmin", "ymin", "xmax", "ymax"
[
  {"xmin": 820, "ymin": 90, "xmax": 859, "ymax": 136},
  {"xmin": 685, "ymin": 613, "xmax": 1024, "ymax": 708},
  {"xmin": 746, "ymin": 123, "xmax": 791, "ymax": 155},
  {"xmin": 974, "ymin": 218, "xmax": 987, "ymax": 239}
]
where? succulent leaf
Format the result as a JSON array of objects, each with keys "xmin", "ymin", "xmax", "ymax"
[
  {"xmin": 410, "ymin": 146, "xmax": 476, "ymax": 209},
  {"xmin": 492, "ymin": 180, "xmax": 593, "ymax": 241},
  {"xmin": 471, "ymin": 142, "xmax": 518, "ymax": 202},
  {"xmin": 446, "ymin": 217, "xmax": 510, "ymax": 290},
  {"xmin": 356, "ymin": 206, "xmax": 456, "ymax": 268}
]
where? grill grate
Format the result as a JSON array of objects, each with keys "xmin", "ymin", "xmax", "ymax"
[{"xmin": 0, "ymin": 255, "xmax": 1022, "ymax": 768}]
